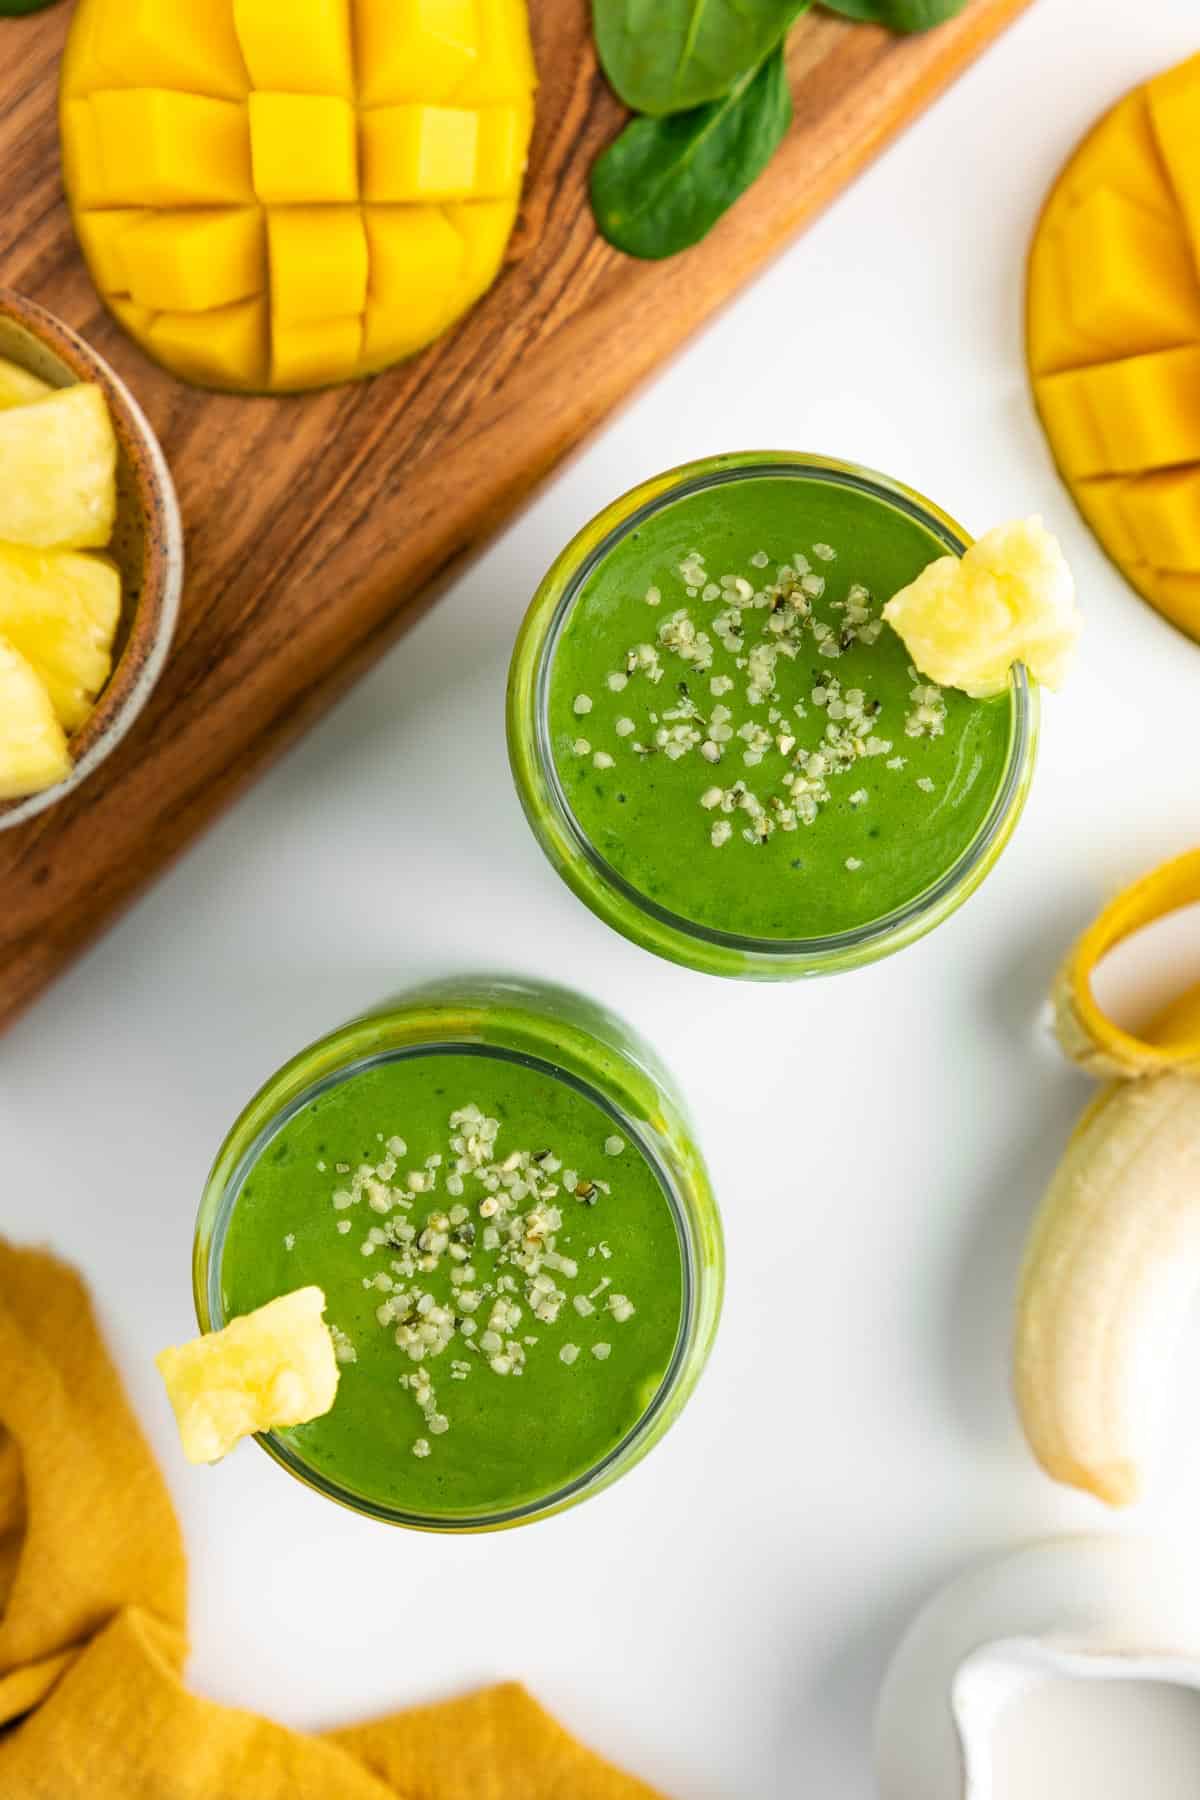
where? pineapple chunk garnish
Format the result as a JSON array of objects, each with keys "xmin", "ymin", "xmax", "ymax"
[
  {"xmin": 0, "ymin": 384, "xmax": 117, "ymax": 549},
  {"xmin": 882, "ymin": 516, "xmax": 1081, "ymax": 698},
  {"xmin": 0, "ymin": 544, "xmax": 122, "ymax": 730},
  {"xmin": 0, "ymin": 355, "xmax": 51, "ymax": 411},
  {"xmin": 0, "ymin": 633, "xmax": 71, "ymax": 800},
  {"xmin": 156, "ymin": 1287, "xmax": 341, "ymax": 1465}
]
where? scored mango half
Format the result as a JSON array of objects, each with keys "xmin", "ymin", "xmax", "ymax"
[
  {"xmin": 60, "ymin": 0, "xmax": 537, "ymax": 393},
  {"xmin": 1028, "ymin": 52, "xmax": 1200, "ymax": 643}
]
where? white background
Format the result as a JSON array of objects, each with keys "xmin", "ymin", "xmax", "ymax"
[{"xmin": 5, "ymin": 1, "xmax": 1200, "ymax": 1793}]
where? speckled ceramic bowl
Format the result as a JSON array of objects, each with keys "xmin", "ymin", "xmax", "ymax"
[{"xmin": 0, "ymin": 290, "xmax": 182, "ymax": 830}]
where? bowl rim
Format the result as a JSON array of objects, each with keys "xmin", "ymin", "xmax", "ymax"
[{"xmin": 0, "ymin": 288, "xmax": 183, "ymax": 830}]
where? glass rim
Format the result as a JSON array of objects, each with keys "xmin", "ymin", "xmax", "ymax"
[
  {"xmin": 195, "ymin": 1019, "xmax": 703, "ymax": 1532},
  {"xmin": 513, "ymin": 450, "xmax": 1038, "ymax": 963}
]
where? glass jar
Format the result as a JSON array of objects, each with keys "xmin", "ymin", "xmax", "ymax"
[
  {"xmin": 194, "ymin": 976, "xmax": 723, "ymax": 1531},
  {"xmin": 508, "ymin": 452, "xmax": 1039, "ymax": 979}
]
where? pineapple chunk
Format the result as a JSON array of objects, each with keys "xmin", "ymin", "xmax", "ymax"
[
  {"xmin": 882, "ymin": 517, "xmax": 1081, "ymax": 699},
  {"xmin": 0, "ymin": 635, "xmax": 71, "ymax": 801},
  {"xmin": 0, "ymin": 357, "xmax": 52, "ymax": 411},
  {"xmin": 0, "ymin": 385, "xmax": 117, "ymax": 550},
  {"xmin": 0, "ymin": 545, "xmax": 122, "ymax": 731},
  {"xmin": 156, "ymin": 1287, "xmax": 340, "ymax": 1465}
]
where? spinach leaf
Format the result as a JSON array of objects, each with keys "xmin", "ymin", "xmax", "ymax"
[
  {"xmin": 819, "ymin": 0, "xmax": 968, "ymax": 30},
  {"xmin": 593, "ymin": 0, "xmax": 805, "ymax": 116},
  {"xmin": 591, "ymin": 45, "xmax": 793, "ymax": 259}
]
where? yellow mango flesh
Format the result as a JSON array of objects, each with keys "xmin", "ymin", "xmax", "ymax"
[
  {"xmin": 248, "ymin": 92, "xmax": 358, "ymax": 204},
  {"xmin": 60, "ymin": 0, "xmax": 536, "ymax": 393},
  {"xmin": 233, "ymin": 0, "xmax": 355, "ymax": 97},
  {"xmin": 63, "ymin": 0, "xmax": 250, "ymax": 101},
  {"xmin": 356, "ymin": 0, "xmax": 478, "ymax": 106},
  {"xmin": 1028, "ymin": 52, "xmax": 1200, "ymax": 641},
  {"xmin": 117, "ymin": 208, "xmax": 264, "ymax": 312},
  {"xmin": 88, "ymin": 89, "xmax": 255, "ymax": 207}
]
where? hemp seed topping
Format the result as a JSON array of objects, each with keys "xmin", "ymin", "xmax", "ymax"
[
  {"xmin": 562, "ymin": 537, "xmax": 960, "ymax": 880},
  {"xmin": 319, "ymin": 1104, "xmax": 643, "ymax": 1458}
]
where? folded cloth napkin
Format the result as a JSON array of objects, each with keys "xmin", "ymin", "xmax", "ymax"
[{"xmin": 0, "ymin": 1242, "xmax": 665, "ymax": 1799}]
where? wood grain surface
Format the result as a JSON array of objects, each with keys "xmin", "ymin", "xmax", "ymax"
[{"xmin": 0, "ymin": 0, "xmax": 1032, "ymax": 1032}]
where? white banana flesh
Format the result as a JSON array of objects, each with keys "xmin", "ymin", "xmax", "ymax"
[{"xmin": 1015, "ymin": 1073, "xmax": 1200, "ymax": 1506}]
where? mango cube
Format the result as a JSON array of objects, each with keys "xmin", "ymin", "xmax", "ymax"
[
  {"xmin": 362, "ymin": 104, "xmax": 480, "ymax": 202},
  {"xmin": 1115, "ymin": 469, "xmax": 1200, "ymax": 571},
  {"xmin": 446, "ymin": 198, "xmax": 519, "ymax": 299},
  {"xmin": 89, "ymin": 89, "xmax": 254, "ymax": 206},
  {"xmin": 1061, "ymin": 93, "xmax": 1177, "ymax": 221},
  {"xmin": 75, "ymin": 211, "xmax": 144, "ymax": 296},
  {"xmin": 267, "ymin": 208, "xmax": 368, "ymax": 327},
  {"xmin": 0, "ymin": 387, "xmax": 117, "ymax": 552},
  {"xmin": 1033, "ymin": 370, "xmax": 1107, "ymax": 479},
  {"xmin": 61, "ymin": 0, "xmax": 535, "ymax": 391},
  {"xmin": 233, "ymin": 0, "xmax": 354, "ymax": 96},
  {"xmin": 355, "ymin": 0, "xmax": 478, "ymax": 106},
  {"xmin": 455, "ymin": 0, "xmax": 537, "ymax": 103},
  {"xmin": 0, "ymin": 358, "xmax": 52, "ymax": 411},
  {"xmin": 61, "ymin": 101, "xmax": 120, "ymax": 210},
  {"xmin": 365, "ymin": 205, "xmax": 464, "ymax": 302},
  {"xmin": 73, "ymin": 0, "xmax": 249, "ymax": 100},
  {"xmin": 0, "ymin": 545, "xmax": 122, "ymax": 731},
  {"xmin": 1078, "ymin": 345, "xmax": 1200, "ymax": 473},
  {"xmin": 1060, "ymin": 186, "xmax": 1200, "ymax": 353},
  {"xmin": 1071, "ymin": 479, "xmax": 1140, "ymax": 571},
  {"xmin": 1027, "ymin": 227, "xmax": 1101, "ymax": 377},
  {"xmin": 156, "ymin": 1287, "xmax": 341, "ymax": 1465},
  {"xmin": 272, "ymin": 316, "xmax": 363, "ymax": 389},
  {"xmin": 109, "ymin": 299, "xmax": 157, "ymax": 342},
  {"xmin": 249, "ymin": 92, "xmax": 358, "ymax": 204},
  {"xmin": 147, "ymin": 299, "xmax": 269, "ymax": 391},
  {"xmin": 1148, "ymin": 55, "xmax": 1200, "ymax": 277},
  {"xmin": 362, "ymin": 296, "xmax": 461, "ymax": 367},
  {"xmin": 0, "ymin": 636, "xmax": 71, "ymax": 802},
  {"xmin": 117, "ymin": 209, "xmax": 264, "ymax": 312},
  {"xmin": 1149, "ymin": 571, "xmax": 1200, "ymax": 637},
  {"xmin": 475, "ymin": 106, "xmax": 528, "ymax": 196}
]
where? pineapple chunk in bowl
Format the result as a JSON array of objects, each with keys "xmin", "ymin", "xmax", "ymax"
[{"xmin": 0, "ymin": 290, "xmax": 182, "ymax": 829}]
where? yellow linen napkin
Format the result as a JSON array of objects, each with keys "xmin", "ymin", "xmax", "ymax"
[{"xmin": 0, "ymin": 1242, "xmax": 665, "ymax": 1799}]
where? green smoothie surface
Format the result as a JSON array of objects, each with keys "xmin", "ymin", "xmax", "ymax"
[
  {"xmin": 219, "ymin": 1048, "xmax": 684, "ymax": 1518},
  {"xmin": 546, "ymin": 471, "xmax": 1016, "ymax": 939}
]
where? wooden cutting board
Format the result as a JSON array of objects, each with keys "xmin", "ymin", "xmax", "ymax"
[{"xmin": 0, "ymin": 0, "xmax": 1032, "ymax": 1032}]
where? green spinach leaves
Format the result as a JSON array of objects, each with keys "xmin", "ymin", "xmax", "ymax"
[
  {"xmin": 592, "ymin": 46, "xmax": 793, "ymax": 258},
  {"xmin": 589, "ymin": 0, "xmax": 975, "ymax": 259},
  {"xmin": 819, "ymin": 0, "xmax": 968, "ymax": 28},
  {"xmin": 594, "ymin": 0, "xmax": 805, "ymax": 116}
]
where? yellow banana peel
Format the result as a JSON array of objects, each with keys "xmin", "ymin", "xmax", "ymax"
[
  {"xmin": 1051, "ymin": 848, "xmax": 1200, "ymax": 1078},
  {"xmin": 1017, "ymin": 848, "xmax": 1200, "ymax": 1506}
]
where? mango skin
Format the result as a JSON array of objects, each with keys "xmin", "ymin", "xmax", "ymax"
[
  {"xmin": 60, "ymin": 0, "xmax": 536, "ymax": 393},
  {"xmin": 1027, "ymin": 53, "xmax": 1200, "ymax": 642}
]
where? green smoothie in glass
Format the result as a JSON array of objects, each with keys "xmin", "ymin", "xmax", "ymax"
[
  {"xmin": 508, "ymin": 454, "xmax": 1039, "ymax": 979},
  {"xmin": 194, "ymin": 981, "xmax": 722, "ymax": 1529}
]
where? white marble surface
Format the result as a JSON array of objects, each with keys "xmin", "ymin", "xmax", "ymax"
[{"xmin": 5, "ymin": 1, "xmax": 1200, "ymax": 1793}]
